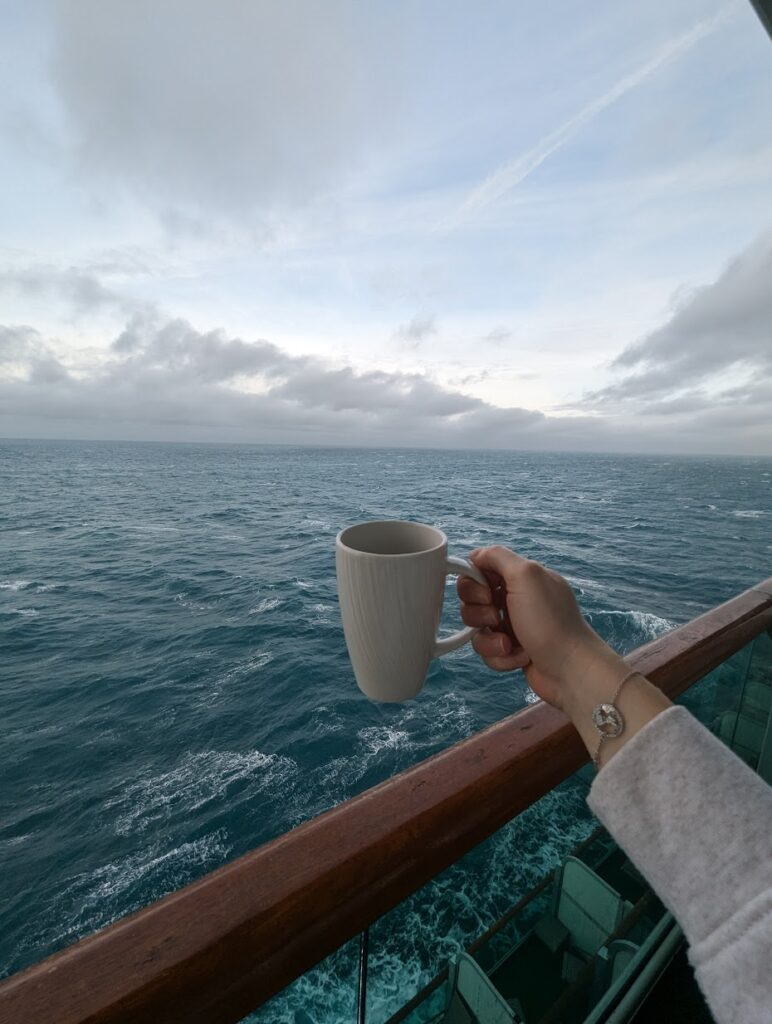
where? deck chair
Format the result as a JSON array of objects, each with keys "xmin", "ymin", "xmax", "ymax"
[
  {"xmin": 555, "ymin": 857, "xmax": 628, "ymax": 957},
  {"xmin": 445, "ymin": 953, "xmax": 525, "ymax": 1024},
  {"xmin": 535, "ymin": 856, "xmax": 628, "ymax": 981},
  {"xmin": 606, "ymin": 939, "xmax": 639, "ymax": 983}
]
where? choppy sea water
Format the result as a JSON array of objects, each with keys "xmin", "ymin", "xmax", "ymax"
[{"xmin": 1, "ymin": 440, "xmax": 770, "ymax": 1020}]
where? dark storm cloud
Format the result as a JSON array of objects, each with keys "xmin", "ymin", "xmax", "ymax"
[
  {"xmin": 50, "ymin": 0, "xmax": 402, "ymax": 220},
  {"xmin": 588, "ymin": 234, "xmax": 772, "ymax": 405}
]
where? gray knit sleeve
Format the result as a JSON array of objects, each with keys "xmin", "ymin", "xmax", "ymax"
[{"xmin": 587, "ymin": 704, "xmax": 772, "ymax": 1024}]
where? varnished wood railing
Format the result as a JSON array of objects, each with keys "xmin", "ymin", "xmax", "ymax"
[{"xmin": 2, "ymin": 578, "xmax": 771, "ymax": 1024}]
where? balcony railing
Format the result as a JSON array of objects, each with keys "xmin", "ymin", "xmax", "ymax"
[{"xmin": 1, "ymin": 577, "xmax": 771, "ymax": 1024}]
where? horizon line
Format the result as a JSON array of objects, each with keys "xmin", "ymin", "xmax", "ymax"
[{"xmin": 1, "ymin": 435, "xmax": 770, "ymax": 460}]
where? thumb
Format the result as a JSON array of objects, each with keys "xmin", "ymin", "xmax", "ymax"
[{"xmin": 470, "ymin": 545, "xmax": 528, "ymax": 583}]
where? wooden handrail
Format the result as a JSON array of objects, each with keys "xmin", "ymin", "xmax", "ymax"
[{"xmin": 2, "ymin": 578, "xmax": 771, "ymax": 1024}]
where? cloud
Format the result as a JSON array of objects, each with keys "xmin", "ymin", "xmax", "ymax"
[
  {"xmin": 0, "ymin": 312, "xmax": 555, "ymax": 446},
  {"xmin": 0, "ymin": 324, "xmax": 70, "ymax": 383},
  {"xmin": 50, "ymin": 0, "xmax": 402, "ymax": 221},
  {"xmin": 446, "ymin": 6, "xmax": 731, "ymax": 228},
  {"xmin": 587, "ymin": 233, "xmax": 772, "ymax": 405},
  {"xmin": 273, "ymin": 365, "xmax": 479, "ymax": 418},
  {"xmin": 113, "ymin": 313, "xmax": 294, "ymax": 382},
  {"xmin": 0, "ymin": 301, "xmax": 768, "ymax": 452},
  {"xmin": 482, "ymin": 327, "xmax": 512, "ymax": 345},
  {"xmin": 393, "ymin": 314, "xmax": 437, "ymax": 349},
  {"xmin": 0, "ymin": 325, "xmax": 42, "ymax": 363},
  {"xmin": 0, "ymin": 265, "xmax": 127, "ymax": 315}
]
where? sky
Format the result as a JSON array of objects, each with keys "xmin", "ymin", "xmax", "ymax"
[{"xmin": 0, "ymin": 0, "xmax": 771, "ymax": 453}]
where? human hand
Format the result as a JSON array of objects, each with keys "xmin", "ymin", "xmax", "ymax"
[
  {"xmin": 457, "ymin": 546, "xmax": 616, "ymax": 712},
  {"xmin": 458, "ymin": 545, "xmax": 672, "ymax": 767}
]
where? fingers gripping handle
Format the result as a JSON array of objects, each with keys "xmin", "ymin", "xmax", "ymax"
[{"xmin": 433, "ymin": 556, "xmax": 488, "ymax": 658}]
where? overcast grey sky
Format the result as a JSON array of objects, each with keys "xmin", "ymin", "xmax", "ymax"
[{"xmin": 1, "ymin": 0, "xmax": 771, "ymax": 453}]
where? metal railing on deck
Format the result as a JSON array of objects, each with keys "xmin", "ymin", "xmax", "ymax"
[{"xmin": 1, "ymin": 578, "xmax": 771, "ymax": 1024}]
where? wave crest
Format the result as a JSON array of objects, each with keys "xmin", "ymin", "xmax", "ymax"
[
  {"xmin": 107, "ymin": 749, "xmax": 298, "ymax": 836},
  {"xmin": 588, "ymin": 608, "xmax": 675, "ymax": 648}
]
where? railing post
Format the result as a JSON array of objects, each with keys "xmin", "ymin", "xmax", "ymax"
[{"xmin": 356, "ymin": 928, "xmax": 369, "ymax": 1024}]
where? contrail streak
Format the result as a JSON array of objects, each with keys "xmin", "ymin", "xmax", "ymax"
[{"xmin": 444, "ymin": 6, "xmax": 733, "ymax": 230}]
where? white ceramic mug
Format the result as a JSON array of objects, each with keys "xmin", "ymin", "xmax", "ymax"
[{"xmin": 336, "ymin": 520, "xmax": 488, "ymax": 702}]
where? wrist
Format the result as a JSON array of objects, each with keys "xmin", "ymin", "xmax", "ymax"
[
  {"xmin": 557, "ymin": 630, "xmax": 672, "ymax": 770},
  {"xmin": 559, "ymin": 631, "xmax": 629, "ymax": 724}
]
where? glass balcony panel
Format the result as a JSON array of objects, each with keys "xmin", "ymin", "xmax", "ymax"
[{"xmin": 242, "ymin": 936, "xmax": 361, "ymax": 1024}]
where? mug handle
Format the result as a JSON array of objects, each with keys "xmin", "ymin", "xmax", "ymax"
[{"xmin": 433, "ymin": 556, "xmax": 489, "ymax": 658}]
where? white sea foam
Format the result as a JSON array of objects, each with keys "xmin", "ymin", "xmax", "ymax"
[
  {"xmin": 595, "ymin": 608, "xmax": 675, "ymax": 642},
  {"xmin": 173, "ymin": 593, "xmax": 217, "ymax": 612},
  {"xmin": 445, "ymin": 642, "xmax": 475, "ymax": 660},
  {"xmin": 124, "ymin": 524, "xmax": 180, "ymax": 533},
  {"xmin": 301, "ymin": 517, "xmax": 333, "ymax": 532},
  {"xmin": 294, "ymin": 578, "xmax": 314, "ymax": 590},
  {"xmin": 308, "ymin": 705, "xmax": 345, "ymax": 737},
  {"xmin": 628, "ymin": 609, "xmax": 675, "ymax": 637},
  {"xmin": 194, "ymin": 649, "xmax": 275, "ymax": 708},
  {"xmin": 0, "ymin": 580, "xmax": 30, "ymax": 591},
  {"xmin": 732, "ymin": 509, "xmax": 765, "ymax": 519},
  {"xmin": 37, "ymin": 833, "xmax": 231, "ymax": 954},
  {"xmin": 309, "ymin": 601, "xmax": 334, "ymax": 624},
  {"xmin": 108, "ymin": 749, "xmax": 298, "ymax": 836},
  {"xmin": 352, "ymin": 693, "xmax": 473, "ymax": 764},
  {"xmin": 249, "ymin": 597, "xmax": 282, "ymax": 614},
  {"xmin": 358, "ymin": 726, "xmax": 411, "ymax": 756},
  {"xmin": 312, "ymin": 754, "xmax": 367, "ymax": 795},
  {"xmin": 296, "ymin": 717, "xmax": 421, "ymax": 811},
  {"xmin": 425, "ymin": 692, "xmax": 475, "ymax": 739},
  {"xmin": 76, "ymin": 834, "xmax": 228, "ymax": 905},
  {"xmin": 0, "ymin": 833, "xmax": 32, "ymax": 849},
  {"xmin": 564, "ymin": 574, "xmax": 608, "ymax": 600},
  {"xmin": 9, "ymin": 608, "xmax": 39, "ymax": 617},
  {"xmin": 223, "ymin": 650, "xmax": 274, "ymax": 678}
]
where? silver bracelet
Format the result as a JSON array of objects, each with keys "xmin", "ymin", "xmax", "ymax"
[{"xmin": 591, "ymin": 669, "xmax": 639, "ymax": 769}]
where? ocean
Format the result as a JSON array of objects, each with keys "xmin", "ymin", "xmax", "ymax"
[{"xmin": 1, "ymin": 440, "xmax": 770, "ymax": 1021}]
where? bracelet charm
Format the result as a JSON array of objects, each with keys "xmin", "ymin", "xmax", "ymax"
[
  {"xmin": 591, "ymin": 703, "xmax": 625, "ymax": 737},
  {"xmin": 591, "ymin": 669, "xmax": 639, "ymax": 769}
]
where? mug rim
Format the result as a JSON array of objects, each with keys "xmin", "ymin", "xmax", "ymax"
[{"xmin": 336, "ymin": 519, "xmax": 447, "ymax": 557}]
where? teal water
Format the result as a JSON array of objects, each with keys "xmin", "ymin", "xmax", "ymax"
[{"xmin": 1, "ymin": 440, "xmax": 770, "ymax": 1019}]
